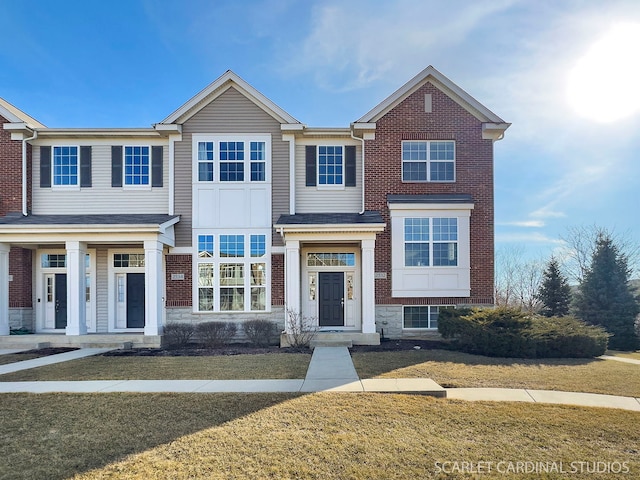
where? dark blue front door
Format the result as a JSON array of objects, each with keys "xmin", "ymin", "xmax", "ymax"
[{"xmin": 318, "ymin": 272, "xmax": 344, "ymax": 327}]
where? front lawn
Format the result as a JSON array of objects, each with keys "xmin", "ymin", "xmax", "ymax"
[
  {"xmin": 0, "ymin": 353, "xmax": 311, "ymax": 381},
  {"xmin": 0, "ymin": 393, "xmax": 637, "ymax": 479},
  {"xmin": 0, "ymin": 353, "xmax": 41, "ymax": 366},
  {"xmin": 351, "ymin": 349, "xmax": 640, "ymax": 398}
]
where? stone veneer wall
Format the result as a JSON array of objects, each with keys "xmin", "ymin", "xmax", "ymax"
[
  {"xmin": 166, "ymin": 306, "xmax": 286, "ymax": 343},
  {"xmin": 9, "ymin": 308, "xmax": 33, "ymax": 331}
]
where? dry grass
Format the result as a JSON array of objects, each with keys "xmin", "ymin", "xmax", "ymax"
[
  {"xmin": 607, "ymin": 350, "xmax": 640, "ymax": 360},
  {"xmin": 351, "ymin": 349, "xmax": 640, "ymax": 397},
  {"xmin": 0, "ymin": 353, "xmax": 310, "ymax": 381},
  {"xmin": 0, "ymin": 393, "xmax": 637, "ymax": 479},
  {"xmin": 0, "ymin": 353, "xmax": 41, "ymax": 366}
]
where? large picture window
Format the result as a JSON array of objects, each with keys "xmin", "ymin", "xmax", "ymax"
[
  {"xmin": 404, "ymin": 218, "xmax": 457, "ymax": 267},
  {"xmin": 403, "ymin": 306, "xmax": 452, "ymax": 329},
  {"xmin": 402, "ymin": 141, "xmax": 454, "ymax": 182},
  {"xmin": 194, "ymin": 232, "xmax": 269, "ymax": 312}
]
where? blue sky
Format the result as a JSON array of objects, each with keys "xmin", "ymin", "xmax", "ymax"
[{"xmin": 2, "ymin": 0, "xmax": 639, "ymax": 264}]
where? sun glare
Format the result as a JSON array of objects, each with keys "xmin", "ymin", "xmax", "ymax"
[{"xmin": 567, "ymin": 22, "xmax": 640, "ymax": 123}]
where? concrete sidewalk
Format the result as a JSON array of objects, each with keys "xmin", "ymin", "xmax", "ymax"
[
  {"xmin": 0, "ymin": 345, "xmax": 639, "ymax": 411},
  {"xmin": 599, "ymin": 355, "xmax": 640, "ymax": 365},
  {"xmin": 0, "ymin": 348, "xmax": 113, "ymax": 376}
]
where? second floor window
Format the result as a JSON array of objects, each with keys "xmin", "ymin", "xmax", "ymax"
[
  {"xmin": 318, "ymin": 146, "xmax": 343, "ymax": 186},
  {"xmin": 195, "ymin": 138, "xmax": 268, "ymax": 183},
  {"xmin": 124, "ymin": 146, "xmax": 150, "ymax": 185},
  {"xmin": 53, "ymin": 146, "xmax": 78, "ymax": 186},
  {"xmin": 402, "ymin": 140, "xmax": 455, "ymax": 182}
]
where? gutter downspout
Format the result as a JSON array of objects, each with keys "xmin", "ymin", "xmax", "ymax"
[
  {"xmin": 22, "ymin": 130, "xmax": 37, "ymax": 216},
  {"xmin": 351, "ymin": 130, "xmax": 366, "ymax": 214}
]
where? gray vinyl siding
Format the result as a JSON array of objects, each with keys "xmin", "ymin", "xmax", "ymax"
[
  {"xmin": 174, "ymin": 87, "xmax": 290, "ymax": 247},
  {"xmin": 96, "ymin": 247, "xmax": 109, "ymax": 333},
  {"xmin": 32, "ymin": 143, "xmax": 169, "ymax": 214},
  {"xmin": 296, "ymin": 140, "xmax": 362, "ymax": 213}
]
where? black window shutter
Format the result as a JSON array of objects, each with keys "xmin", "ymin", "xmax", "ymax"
[
  {"xmin": 80, "ymin": 146, "xmax": 92, "ymax": 187},
  {"xmin": 40, "ymin": 146, "xmax": 51, "ymax": 188},
  {"xmin": 111, "ymin": 146, "xmax": 123, "ymax": 187},
  {"xmin": 152, "ymin": 146, "xmax": 163, "ymax": 187},
  {"xmin": 345, "ymin": 145, "xmax": 356, "ymax": 187},
  {"xmin": 305, "ymin": 145, "xmax": 316, "ymax": 186}
]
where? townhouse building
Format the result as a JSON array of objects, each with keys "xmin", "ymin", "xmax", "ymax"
[{"xmin": 0, "ymin": 66, "xmax": 508, "ymax": 347}]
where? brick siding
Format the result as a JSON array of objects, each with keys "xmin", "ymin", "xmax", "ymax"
[
  {"xmin": 165, "ymin": 254, "xmax": 192, "ymax": 307},
  {"xmin": 365, "ymin": 82, "xmax": 494, "ymax": 306}
]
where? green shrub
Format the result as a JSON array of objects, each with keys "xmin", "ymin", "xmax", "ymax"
[
  {"xmin": 163, "ymin": 323, "xmax": 195, "ymax": 347},
  {"xmin": 438, "ymin": 307, "xmax": 608, "ymax": 358},
  {"xmin": 243, "ymin": 319, "xmax": 276, "ymax": 347},
  {"xmin": 197, "ymin": 321, "xmax": 237, "ymax": 347}
]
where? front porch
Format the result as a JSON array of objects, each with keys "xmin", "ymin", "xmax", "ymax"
[{"xmin": 0, "ymin": 333, "xmax": 162, "ymax": 349}]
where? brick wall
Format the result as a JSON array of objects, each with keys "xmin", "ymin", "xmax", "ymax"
[
  {"xmin": 365, "ymin": 82, "xmax": 494, "ymax": 306},
  {"xmin": 271, "ymin": 253, "xmax": 284, "ymax": 306},
  {"xmin": 2, "ymin": 116, "xmax": 34, "ymax": 309},
  {"xmin": 0, "ymin": 115, "xmax": 25, "ymax": 216},
  {"xmin": 165, "ymin": 254, "xmax": 193, "ymax": 307}
]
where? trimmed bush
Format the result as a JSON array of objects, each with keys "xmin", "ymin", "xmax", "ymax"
[
  {"xmin": 438, "ymin": 307, "xmax": 608, "ymax": 358},
  {"xmin": 163, "ymin": 323, "xmax": 195, "ymax": 348},
  {"xmin": 243, "ymin": 319, "xmax": 276, "ymax": 347},
  {"xmin": 197, "ymin": 321, "xmax": 237, "ymax": 347}
]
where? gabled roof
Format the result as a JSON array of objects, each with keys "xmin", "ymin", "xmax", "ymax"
[
  {"xmin": 0, "ymin": 97, "xmax": 45, "ymax": 128},
  {"xmin": 160, "ymin": 70, "xmax": 301, "ymax": 125},
  {"xmin": 356, "ymin": 65, "xmax": 507, "ymax": 125}
]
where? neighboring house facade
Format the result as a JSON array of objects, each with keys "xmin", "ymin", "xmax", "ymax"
[{"xmin": 0, "ymin": 66, "xmax": 509, "ymax": 346}]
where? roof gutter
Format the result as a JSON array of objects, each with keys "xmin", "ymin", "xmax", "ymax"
[
  {"xmin": 350, "ymin": 130, "xmax": 366, "ymax": 214},
  {"xmin": 22, "ymin": 130, "xmax": 37, "ymax": 216}
]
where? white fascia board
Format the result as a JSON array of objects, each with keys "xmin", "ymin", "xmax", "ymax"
[
  {"xmin": 281, "ymin": 124, "xmax": 305, "ymax": 131},
  {"xmin": 3, "ymin": 122, "xmax": 34, "ymax": 140},
  {"xmin": 153, "ymin": 123, "xmax": 182, "ymax": 136},
  {"xmin": 352, "ymin": 122, "xmax": 376, "ymax": 130},
  {"xmin": 34, "ymin": 128, "xmax": 161, "ymax": 138},
  {"xmin": 0, "ymin": 97, "xmax": 45, "ymax": 128},
  {"xmin": 275, "ymin": 223, "xmax": 386, "ymax": 234},
  {"xmin": 160, "ymin": 70, "xmax": 301, "ymax": 125},
  {"xmin": 356, "ymin": 65, "xmax": 506, "ymax": 124},
  {"xmin": 482, "ymin": 122, "xmax": 511, "ymax": 140},
  {"xmin": 388, "ymin": 202, "xmax": 475, "ymax": 211}
]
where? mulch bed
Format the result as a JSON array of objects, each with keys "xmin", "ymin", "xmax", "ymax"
[
  {"xmin": 103, "ymin": 339, "xmax": 449, "ymax": 357},
  {"xmin": 16, "ymin": 347, "xmax": 79, "ymax": 356}
]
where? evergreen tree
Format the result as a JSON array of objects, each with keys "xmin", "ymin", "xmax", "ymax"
[
  {"xmin": 575, "ymin": 234, "xmax": 640, "ymax": 350},
  {"xmin": 537, "ymin": 256, "xmax": 572, "ymax": 317}
]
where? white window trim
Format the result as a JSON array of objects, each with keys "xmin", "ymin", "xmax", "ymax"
[
  {"xmin": 402, "ymin": 305, "xmax": 450, "ymax": 330},
  {"xmin": 52, "ymin": 145, "xmax": 80, "ymax": 190},
  {"xmin": 192, "ymin": 230, "xmax": 271, "ymax": 313},
  {"xmin": 123, "ymin": 145, "xmax": 152, "ymax": 190},
  {"xmin": 316, "ymin": 144, "xmax": 345, "ymax": 190},
  {"xmin": 192, "ymin": 134, "xmax": 272, "ymax": 184},
  {"xmin": 401, "ymin": 140, "xmax": 456, "ymax": 183},
  {"xmin": 389, "ymin": 202, "xmax": 472, "ymax": 298}
]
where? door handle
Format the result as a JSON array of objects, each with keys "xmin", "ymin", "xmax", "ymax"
[
  {"xmin": 340, "ymin": 298, "xmax": 344, "ymax": 308},
  {"xmin": 55, "ymin": 300, "xmax": 59, "ymax": 313}
]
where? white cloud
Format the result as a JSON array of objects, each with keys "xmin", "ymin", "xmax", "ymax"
[
  {"xmin": 498, "ymin": 220, "xmax": 545, "ymax": 228},
  {"xmin": 283, "ymin": 0, "xmax": 518, "ymax": 92},
  {"xmin": 495, "ymin": 232, "xmax": 566, "ymax": 245}
]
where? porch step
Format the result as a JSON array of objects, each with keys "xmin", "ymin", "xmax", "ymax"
[
  {"xmin": 311, "ymin": 340, "xmax": 353, "ymax": 348},
  {"xmin": 0, "ymin": 334, "xmax": 161, "ymax": 350}
]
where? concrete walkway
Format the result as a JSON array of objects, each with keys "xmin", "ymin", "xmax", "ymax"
[
  {"xmin": 0, "ymin": 346, "xmax": 639, "ymax": 411},
  {"xmin": 599, "ymin": 355, "xmax": 640, "ymax": 365}
]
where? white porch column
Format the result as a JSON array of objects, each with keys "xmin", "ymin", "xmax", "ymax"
[
  {"xmin": 284, "ymin": 239, "xmax": 301, "ymax": 333},
  {"xmin": 0, "ymin": 244, "xmax": 10, "ymax": 336},
  {"xmin": 361, "ymin": 239, "xmax": 376, "ymax": 334},
  {"xmin": 65, "ymin": 241, "xmax": 87, "ymax": 335},
  {"xmin": 144, "ymin": 240, "xmax": 164, "ymax": 336}
]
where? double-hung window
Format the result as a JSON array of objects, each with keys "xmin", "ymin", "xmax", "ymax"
[
  {"xmin": 318, "ymin": 146, "xmax": 343, "ymax": 186},
  {"xmin": 124, "ymin": 146, "xmax": 150, "ymax": 185},
  {"xmin": 53, "ymin": 146, "xmax": 78, "ymax": 186},
  {"xmin": 402, "ymin": 141, "xmax": 454, "ymax": 182},
  {"xmin": 195, "ymin": 137, "xmax": 268, "ymax": 183},
  {"xmin": 404, "ymin": 217, "xmax": 458, "ymax": 267},
  {"xmin": 403, "ymin": 306, "xmax": 451, "ymax": 329}
]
